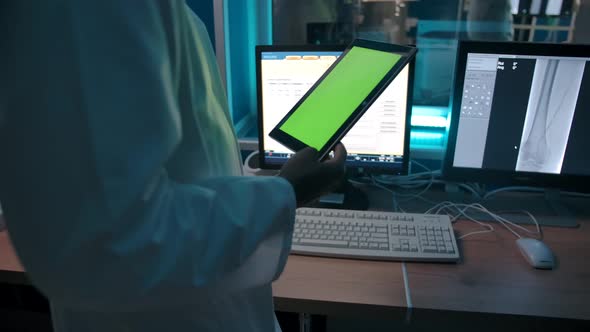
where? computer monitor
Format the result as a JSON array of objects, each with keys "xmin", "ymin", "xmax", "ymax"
[
  {"xmin": 256, "ymin": 45, "xmax": 413, "ymax": 176},
  {"xmin": 444, "ymin": 41, "xmax": 590, "ymax": 192}
]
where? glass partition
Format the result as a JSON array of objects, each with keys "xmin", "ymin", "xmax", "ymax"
[{"xmin": 223, "ymin": 0, "xmax": 589, "ymax": 150}]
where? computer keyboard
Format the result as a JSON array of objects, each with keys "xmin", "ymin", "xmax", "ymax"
[{"xmin": 292, "ymin": 207, "xmax": 460, "ymax": 262}]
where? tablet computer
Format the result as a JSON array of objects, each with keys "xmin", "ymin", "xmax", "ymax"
[{"xmin": 269, "ymin": 39, "xmax": 417, "ymax": 160}]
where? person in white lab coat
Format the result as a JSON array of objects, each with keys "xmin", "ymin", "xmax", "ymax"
[{"xmin": 0, "ymin": 1, "xmax": 346, "ymax": 331}]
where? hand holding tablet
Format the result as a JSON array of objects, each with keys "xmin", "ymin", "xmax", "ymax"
[
  {"xmin": 269, "ymin": 39, "xmax": 417, "ymax": 160},
  {"xmin": 278, "ymin": 143, "xmax": 347, "ymax": 206}
]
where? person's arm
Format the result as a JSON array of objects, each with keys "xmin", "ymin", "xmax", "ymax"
[
  {"xmin": 1, "ymin": 0, "xmax": 296, "ymax": 311},
  {"xmin": 52, "ymin": 172, "xmax": 297, "ymax": 311}
]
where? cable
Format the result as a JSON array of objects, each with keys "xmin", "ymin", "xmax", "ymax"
[
  {"xmin": 563, "ymin": 191, "xmax": 590, "ymax": 198},
  {"xmin": 242, "ymin": 150, "xmax": 260, "ymax": 175},
  {"xmin": 483, "ymin": 185, "xmax": 590, "ymax": 200},
  {"xmin": 353, "ymin": 161, "xmax": 544, "ymax": 241},
  {"xmin": 410, "ymin": 159, "xmax": 432, "ymax": 173},
  {"xmin": 483, "ymin": 186, "xmax": 545, "ymax": 200},
  {"xmin": 424, "ymin": 201, "xmax": 543, "ymax": 240},
  {"xmin": 370, "ymin": 159, "xmax": 438, "ymax": 200}
]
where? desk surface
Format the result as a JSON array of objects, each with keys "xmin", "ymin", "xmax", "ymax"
[
  {"xmin": 272, "ymin": 219, "xmax": 590, "ymax": 321},
  {"xmin": 1, "ymin": 214, "xmax": 589, "ymax": 321}
]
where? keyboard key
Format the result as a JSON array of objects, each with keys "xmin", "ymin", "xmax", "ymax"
[
  {"xmin": 300, "ymin": 239, "xmax": 348, "ymax": 247},
  {"xmin": 423, "ymin": 246, "xmax": 437, "ymax": 253},
  {"xmin": 379, "ymin": 243, "xmax": 389, "ymax": 250}
]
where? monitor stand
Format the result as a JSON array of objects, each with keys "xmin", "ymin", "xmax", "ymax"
[{"xmin": 313, "ymin": 179, "xmax": 370, "ymax": 211}]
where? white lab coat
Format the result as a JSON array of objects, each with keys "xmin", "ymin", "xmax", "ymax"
[{"xmin": 0, "ymin": 1, "xmax": 295, "ymax": 331}]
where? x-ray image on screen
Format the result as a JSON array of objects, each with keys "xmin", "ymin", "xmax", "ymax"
[
  {"xmin": 454, "ymin": 53, "xmax": 590, "ymax": 175},
  {"xmin": 516, "ymin": 59, "xmax": 585, "ymax": 174}
]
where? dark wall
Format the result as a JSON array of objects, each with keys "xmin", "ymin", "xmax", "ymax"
[{"xmin": 186, "ymin": 0, "xmax": 216, "ymax": 49}]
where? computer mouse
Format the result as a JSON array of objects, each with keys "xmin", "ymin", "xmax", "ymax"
[{"xmin": 516, "ymin": 238, "xmax": 555, "ymax": 269}]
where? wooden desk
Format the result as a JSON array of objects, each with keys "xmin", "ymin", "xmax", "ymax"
[
  {"xmin": 2, "ymin": 215, "xmax": 589, "ymax": 321},
  {"xmin": 272, "ymin": 219, "xmax": 590, "ymax": 321},
  {"xmin": 0, "ymin": 223, "xmax": 26, "ymax": 285}
]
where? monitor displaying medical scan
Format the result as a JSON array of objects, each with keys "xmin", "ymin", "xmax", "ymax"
[
  {"xmin": 445, "ymin": 41, "xmax": 590, "ymax": 190},
  {"xmin": 256, "ymin": 45, "xmax": 412, "ymax": 174}
]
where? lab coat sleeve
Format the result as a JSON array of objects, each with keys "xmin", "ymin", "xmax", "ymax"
[
  {"xmin": 1, "ymin": 0, "xmax": 296, "ymax": 311},
  {"xmin": 52, "ymin": 173, "xmax": 296, "ymax": 311}
]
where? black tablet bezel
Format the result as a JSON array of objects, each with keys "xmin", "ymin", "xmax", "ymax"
[{"xmin": 268, "ymin": 39, "xmax": 417, "ymax": 160}]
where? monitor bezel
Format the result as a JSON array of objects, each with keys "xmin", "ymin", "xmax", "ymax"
[
  {"xmin": 255, "ymin": 44, "xmax": 414, "ymax": 175},
  {"xmin": 443, "ymin": 40, "xmax": 590, "ymax": 192}
]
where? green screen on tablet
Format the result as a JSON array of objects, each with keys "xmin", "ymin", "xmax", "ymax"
[{"xmin": 278, "ymin": 46, "xmax": 401, "ymax": 151}]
